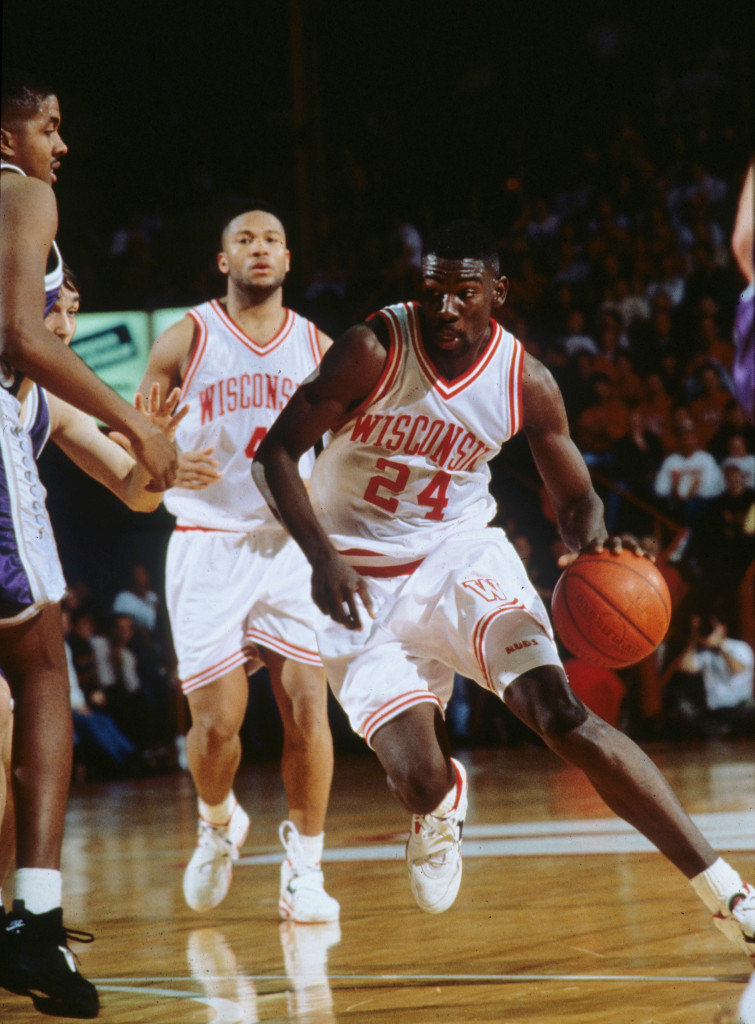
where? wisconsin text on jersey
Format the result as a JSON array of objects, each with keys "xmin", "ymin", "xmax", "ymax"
[
  {"xmin": 349, "ymin": 412, "xmax": 493, "ymax": 472},
  {"xmin": 197, "ymin": 373, "xmax": 297, "ymax": 422}
]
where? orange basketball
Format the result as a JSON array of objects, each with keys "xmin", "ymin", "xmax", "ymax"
[{"xmin": 550, "ymin": 549, "xmax": 671, "ymax": 668}]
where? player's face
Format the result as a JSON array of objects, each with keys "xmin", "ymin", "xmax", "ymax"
[
  {"xmin": 218, "ymin": 210, "xmax": 291, "ymax": 295},
  {"xmin": 419, "ymin": 256, "xmax": 508, "ymax": 364},
  {"xmin": 1, "ymin": 95, "xmax": 67, "ymax": 185},
  {"xmin": 44, "ymin": 284, "xmax": 80, "ymax": 345}
]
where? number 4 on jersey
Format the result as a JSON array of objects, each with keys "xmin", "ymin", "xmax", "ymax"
[
  {"xmin": 245, "ymin": 426, "xmax": 268, "ymax": 459},
  {"xmin": 417, "ymin": 470, "xmax": 450, "ymax": 520}
]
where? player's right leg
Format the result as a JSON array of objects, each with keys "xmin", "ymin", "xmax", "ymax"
[
  {"xmin": 501, "ymin": 661, "xmax": 755, "ymax": 963},
  {"xmin": 265, "ymin": 653, "xmax": 339, "ymax": 923},
  {"xmin": 182, "ymin": 668, "xmax": 250, "ymax": 912},
  {"xmin": 0, "ymin": 604, "xmax": 99, "ymax": 1017},
  {"xmin": 371, "ymin": 704, "xmax": 467, "ymax": 915}
]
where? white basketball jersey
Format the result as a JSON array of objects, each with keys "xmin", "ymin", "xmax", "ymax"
[
  {"xmin": 309, "ymin": 301, "xmax": 524, "ymax": 571},
  {"xmin": 165, "ymin": 299, "xmax": 322, "ymax": 530}
]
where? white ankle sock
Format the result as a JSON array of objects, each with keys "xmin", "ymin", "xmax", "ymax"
[
  {"xmin": 14, "ymin": 868, "xmax": 62, "ymax": 914},
  {"xmin": 199, "ymin": 791, "xmax": 236, "ymax": 827},
  {"xmin": 296, "ymin": 831, "xmax": 324, "ymax": 867},
  {"xmin": 432, "ymin": 760, "xmax": 463, "ymax": 817},
  {"xmin": 690, "ymin": 857, "xmax": 744, "ymax": 914}
]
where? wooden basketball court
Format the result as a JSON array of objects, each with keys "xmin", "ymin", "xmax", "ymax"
[{"xmin": 2, "ymin": 738, "xmax": 752, "ymax": 1023}]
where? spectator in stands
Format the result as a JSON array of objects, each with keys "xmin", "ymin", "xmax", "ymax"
[
  {"xmin": 720, "ymin": 438, "xmax": 755, "ymax": 489},
  {"xmin": 62, "ymin": 606, "xmax": 139, "ymax": 779},
  {"xmin": 691, "ymin": 461, "xmax": 755, "ymax": 628},
  {"xmin": 575, "ymin": 372, "xmax": 630, "ymax": 468},
  {"xmin": 688, "ymin": 362, "xmax": 734, "ymax": 448},
  {"xmin": 559, "ymin": 308, "xmax": 597, "ymax": 357},
  {"xmin": 653, "ymin": 420, "xmax": 724, "ymax": 527},
  {"xmin": 708, "ymin": 398, "xmax": 755, "ymax": 462},
  {"xmin": 605, "ymin": 407, "xmax": 665, "ymax": 533},
  {"xmin": 112, "ymin": 564, "xmax": 160, "ymax": 635},
  {"xmin": 662, "ymin": 613, "xmax": 755, "ymax": 739}
]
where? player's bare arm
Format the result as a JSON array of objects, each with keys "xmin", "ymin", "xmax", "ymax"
[
  {"xmin": 47, "ymin": 384, "xmax": 189, "ymax": 511},
  {"xmin": 138, "ymin": 315, "xmax": 196, "ymax": 398},
  {"xmin": 0, "ymin": 177, "xmax": 177, "ymax": 489},
  {"xmin": 521, "ymin": 352, "xmax": 609, "ymax": 553},
  {"xmin": 254, "ymin": 323, "xmax": 386, "ymax": 628}
]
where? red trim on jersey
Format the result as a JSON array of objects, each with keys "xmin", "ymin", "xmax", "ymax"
[
  {"xmin": 181, "ymin": 310, "xmax": 209, "ymax": 399},
  {"xmin": 508, "ymin": 337, "xmax": 524, "ymax": 435},
  {"xmin": 173, "ymin": 524, "xmax": 245, "ymax": 534},
  {"xmin": 210, "ymin": 299, "xmax": 296, "ymax": 357},
  {"xmin": 307, "ymin": 320, "xmax": 322, "ymax": 365},
  {"xmin": 413, "ymin": 310, "xmax": 503, "ymax": 399},
  {"xmin": 352, "ymin": 559, "xmax": 424, "ymax": 578},
  {"xmin": 343, "ymin": 306, "xmax": 403, "ymax": 419},
  {"xmin": 362, "ymin": 691, "xmax": 444, "ymax": 746},
  {"xmin": 337, "ymin": 547, "xmax": 425, "ymax": 576},
  {"xmin": 472, "ymin": 600, "xmax": 528, "ymax": 690}
]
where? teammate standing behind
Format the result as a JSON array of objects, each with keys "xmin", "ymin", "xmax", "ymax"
[
  {"xmin": 254, "ymin": 219, "xmax": 754, "ymax": 962},
  {"xmin": 141, "ymin": 205, "xmax": 339, "ymax": 922},
  {"xmin": 0, "ymin": 70, "xmax": 176, "ymax": 1019}
]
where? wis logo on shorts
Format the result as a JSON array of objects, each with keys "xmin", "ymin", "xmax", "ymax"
[{"xmin": 461, "ymin": 578, "xmax": 507, "ymax": 602}]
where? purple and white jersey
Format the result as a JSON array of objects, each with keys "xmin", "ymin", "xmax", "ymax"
[
  {"xmin": 733, "ymin": 283, "xmax": 754, "ymax": 420},
  {"xmin": 0, "ymin": 385, "xmax": 65, "ymax": 618}
]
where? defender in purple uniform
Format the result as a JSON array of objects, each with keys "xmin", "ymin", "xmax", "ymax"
[{"xmin": 0, "ymin": 70, "xmax": 175, "ymax": 1019}]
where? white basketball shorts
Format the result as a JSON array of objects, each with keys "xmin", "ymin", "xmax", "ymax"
[
  {"xmin": 166, "ymin": 524, "xmax": 325, "ymax": 694},
  {"xmin": 0, "ymin": 387, "xmax": 66, "ymax": 626},
  {"xmin": 316, "ymin": 526, "xmax": 563, "ymax": 746}
]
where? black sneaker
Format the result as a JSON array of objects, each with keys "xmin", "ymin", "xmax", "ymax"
[{"xmin": 0, "ymin": 899, "xmax": 99, "ymax": 1018}]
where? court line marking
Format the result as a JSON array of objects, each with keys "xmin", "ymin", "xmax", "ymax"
[
  {"xmin": 98, "ymin": 972, "xmax": 747, "ymax": 985},
  {"xmin": 238, "ymin": 810, "xmax": 754, "ymax": 866},
  {"xmin": 96, "ymin": 985, "xmax": 250, "ymax": 1023}
]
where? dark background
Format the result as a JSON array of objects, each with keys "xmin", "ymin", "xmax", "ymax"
[{"xmin": 3, "ymin": 0, "xmax": 752, "ymax": 604}]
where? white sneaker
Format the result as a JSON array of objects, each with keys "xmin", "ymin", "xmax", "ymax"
[
  {"xmin": 183, "ymin": 802, "xmax": 250, "ymax": 912},
  {"xmin": 406, "ymin": 758, "xmax": 468, "ymax": 914},
  {"xmin": 712, "ymin": 881, "xmax": 755, "ymax": 964},
  {"xmin": 279, "ymin": 821, "xmax": 340, "ymax": 923}
]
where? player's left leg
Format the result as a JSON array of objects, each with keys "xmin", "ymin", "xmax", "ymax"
[
  {"xmin": 265, "ymin": 652, "xmax": 339, "ymax": 923},
  {"xmin": 0, "ymin": 675, "xmax": 14, "ymax": 888},
  {"xmin": 372, "ymin": 703, "xmax": 468, "ymax": 915},
  {"xmin": 502, "ymin": 662, "xmax": 755, "ymax": 962}
]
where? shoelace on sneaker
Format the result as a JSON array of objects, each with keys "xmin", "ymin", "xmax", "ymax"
[
  {"xmin": 411, "ymin": 815, "xmax": 461, "ymax": 860},
  {"xmin": 198, "ymin": 821, "xmax": 239, "ymax": 860}
]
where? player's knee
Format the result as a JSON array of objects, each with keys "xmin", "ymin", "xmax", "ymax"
[
  {"xmin": 386, "ymin": 761, "xmax": 450, "ymax": 814},
  {"xmin": 505, "ymin": 667, "xmax": 588, "ymax": 740},
  {"xmin": 190, "ymin": 712, "xmax": 239, "ymax": 752}
]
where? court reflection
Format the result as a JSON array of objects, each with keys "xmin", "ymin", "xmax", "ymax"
[{"xmin": 186, "ymin": 921, "xmax": 341, "ymax": 1024}]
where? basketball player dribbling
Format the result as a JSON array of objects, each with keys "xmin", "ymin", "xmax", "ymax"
[
  {"xmin": 141, "ymin": 204, "xmax": 339, "ymax": 923},
  {"xmin": 255, "ymin": 219, "xmax": 755, "ymax": 963},
  {"xmin": 0, "ymin": 70, "xmax": 178, "ymax": 1018}
]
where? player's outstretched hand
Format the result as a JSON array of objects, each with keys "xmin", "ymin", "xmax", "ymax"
[
  {"xmin": 136, "ymin": 383, "xmax": 189, "ymax": 440},
  {"xmin": 557, "ymin": 533, "xmax": 654, "ymax": 568},
  {"xmin": 311, "ymin": 549, "xmax": 375, "ymax": 631},
  {"xmin": 175, "ymin": 447, "xmax": 221, "ymax": 490}
]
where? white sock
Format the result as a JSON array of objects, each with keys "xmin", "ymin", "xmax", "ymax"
[
  {"xmin": 690, "ymin": 857, "xmax": 744, "ymax": 914},
  {"xmin": 199, "ymin": 791, "xmax": 236, "ymax": 827},
  {"xmin": 14, "ymin": 868, "xmax": 62, "ymax": 914},
  {"xmin": 432, "ymin": 760, "xmax": 463, "ymax": 817},
  {"xmin": 296, "ymin": 831, "xmax": 324, "ymax": 867}
]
